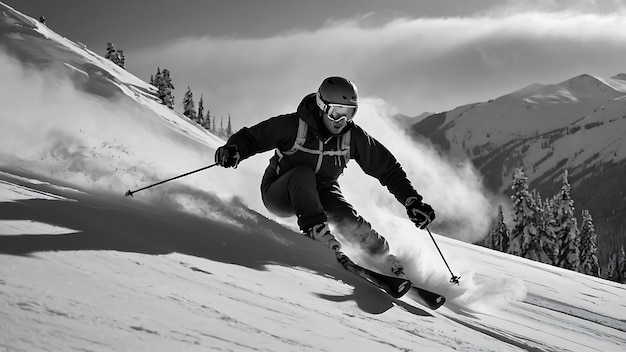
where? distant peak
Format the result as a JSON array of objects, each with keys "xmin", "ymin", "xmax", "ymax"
[
  {"xmin": 562, "ymin": 73, "xmax": 602, "ymax": 83},
  {"xmin": 611, "ymin": 73, "xmax": 626, "ymax": 81},
  {"xmin": 555, "ymin": 73, "xmax": 626, "ymax": 96}
]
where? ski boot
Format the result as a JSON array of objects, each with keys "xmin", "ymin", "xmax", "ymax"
[
  {"xmin": 305, "ymin": 223, "xmax": 342, "ymax": 251},
  {"xmin": 386, "ymin": 254, "xmax": 407, "ymax": 279}
]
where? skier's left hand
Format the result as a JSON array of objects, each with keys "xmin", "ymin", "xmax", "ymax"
[{"xmin": 406, "ymin": 196, "xmax": 435, "ymax": 229}]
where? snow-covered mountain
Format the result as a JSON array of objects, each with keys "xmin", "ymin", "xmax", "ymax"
[
  {"xmin": 391, "ymin": 111, "xmax": 433, "ymax": 129},
  {"xmin": 409, "ymin": 72, "xmax": 626, "ymax": 264},
  {"xmin": 1, "ymin": 3, "xmax": 625, "ymax": 351}
]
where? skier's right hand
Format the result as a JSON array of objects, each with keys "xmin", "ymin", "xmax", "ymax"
[{"xmin": 215, "ymin": 144, "xmax": 241, "ymax": 168}]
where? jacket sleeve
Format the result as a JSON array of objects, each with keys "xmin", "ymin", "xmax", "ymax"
[
  {"xmin": 352, "ymin": 126, "xmax": 422, "ymax": 205},
  {"xmin": 225, "ymin": 113, "xmax": 298, "ymax": 160}
]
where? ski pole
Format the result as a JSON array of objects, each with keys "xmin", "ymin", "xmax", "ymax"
[
  {"xmin": 425, "ymin": 226, "xmax": 461, "ymax": 285},
  {"xmin": 125, "ymin": 163, "xmax": 218, "ymax": 197}
]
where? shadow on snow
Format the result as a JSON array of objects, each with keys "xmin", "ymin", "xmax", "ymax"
[{"xmin": 0, "ymin": 170, "xmax": 431, "ymax": 317}]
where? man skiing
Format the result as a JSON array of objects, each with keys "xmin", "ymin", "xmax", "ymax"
[{"xmin": 214, "ymin": 76, "xmax": 435, "ymax": 277}]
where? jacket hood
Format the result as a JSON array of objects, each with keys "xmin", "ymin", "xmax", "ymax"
[{"xmin": 296, "ymin": 93, "xmax": 353, "ymax": 140}]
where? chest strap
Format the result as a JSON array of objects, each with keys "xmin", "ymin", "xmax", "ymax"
[{"xmin": 275, "ymin": 118, "xmax": 351, "ymax": 174}]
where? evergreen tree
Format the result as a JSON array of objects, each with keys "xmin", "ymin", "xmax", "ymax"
[
  {"xmin": 498, "ymin": 207, "xmax": 511, "ymax": 253},
  {"xmin": 543, "ymin": 198, "xmax": 560, "ymax": 265},
  {"xmin": 605, "ymin": 252, "xmax": 618, "ymax": 281},
  {"xmin": 483, "ymin": 221, "xmax": 496, "ymax": 250},
  {"xmin": 535, "ymin": 192, "xmax": 554, "ymax": 264},
  {"xmin": 152, "ymin": 68, "xmax": 161, "ymax": 87},
  {"xmin": 197, "ymin": 95, "xmax": 205, "ymax": 125},
  {"xmin": 618, "ymin": 246, "xmax": 626, "ymax": 284},
  {"xmin": 555, "ymin": 170, "xmax": 581, "ymax": 271},
  {"xmin": 486, "ymin": 205, "xmax": 509, "ymax": 252},
  {"xmin": 182, "ymin": 87, "xmax": 196, "ymax": 121},
  {"xmin": 604, "ymin": 247, "xmax": 625, "ymax": 283},
  {"xmin": 204, "ymin": 107, "xmax": 211, "ymax": 131},
  {"xmin": 579, "ymin": 210, "xmax": 600, "ymax": 277},
  {"xmin": 154, "ymin": 68, "xmax": 175, "ymax": 109},
  {"xmin": 220, "ymin": 116, "xmax": 224, "ymax": 137},
  {"xmin": 509, "ymin": 168, "xmax": 545, "ymax": 261},
  {"xmin": 105, "ymin": 42, "xmax": 125, "ymax": 68},
  {"xmin": 117, "ymin": 49, "xmax": 126, "ymax": 69},
  {"xmin": 105, "ymin": 42, "xmax": 117, "ymax": 63},
  {"xmin": 226, "ymin": 114, "xmax": 233, "ymax": 137}
]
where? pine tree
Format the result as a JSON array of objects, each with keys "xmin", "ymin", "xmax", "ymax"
[
  {"xmin": 483, "ymin": 221, "xmax": 496, "ymax": 250},
  {"xmin": 579, "ymin": 210, "xmax": 600, "ymax": 277},
  {"xmin": 155, "ymin": 68, "xmax": 175, "ymax": 109},
  {"xmin": 509, "ymin": 168, "xmax": 544, "ymax": 261},
  {"xmin": 605, "ymin": 252, "xmax": 618, "ymax": 281},
  {"xmin": 204, "ymin": 108, "xmax": 211, "ymax": 130},
  {"xmin": 152, "ymin": 68, "xmax": 161, "ymax": 87},
  {"xmin": 486, "ymin": 205, "xmax": 509, "ymax": 252},
  {"xmin": 182, "ymin": 87, "xmax": 196, "ymax": 121},
  {"xmin": 618, "ymin": 246, "xmax": 626, "ymax": 284},
  {"xmin": 226, "ymin": 114, "xmax": 233, "ymax": 137},
  {"xmin": 555, "ymin": 170, "xmax": 581, "ymax": 271},
  {"xmin": 220, "ymin": 116, "xmax": 225, "ymax": 137},
  {"xmin": 105, "ymin": 42, "xmax": 125, "ymax": 68},
  {"xmin": 543, "ymin": 198, "xmax": 560, "ymax": 265},
  {"xmin": 105, "ymin": 42, "xmax": 117, "ymax": 63},
  {"xmin": 197, "ymin": 95, "xmax": 205, "ymax": 125},
  {"xmin": 117, "ymin": 49, "xmax": 125, "ymax": 69}
]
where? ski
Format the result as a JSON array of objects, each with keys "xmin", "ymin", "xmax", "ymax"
[
  {"xmin": 335, "ymin": 252, "xmax": 446, "ymax": 309},
  {"xmin": 335, "ymin": 252, "xmax": 412, "ymax": 298},
  {"xmin": 408, "ymin": 286, "xmax": 446, "ymax": 310}
]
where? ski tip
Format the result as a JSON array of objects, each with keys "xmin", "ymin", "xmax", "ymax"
[
  {"xmin": 429, "ymin": 297, "xmax": 446, "ymax": 310},
  {"xmin": 394, "ymin": 281, "xmax": 412, "ymax": 298}
]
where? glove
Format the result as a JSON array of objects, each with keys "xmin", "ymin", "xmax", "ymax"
[
  {"xmin": 215, "ymin": 144, "xmax": 241, "ymax": 168},
  {"xmin": 405, "ymin": 196, "xmax": 435, "ymax": 229}
]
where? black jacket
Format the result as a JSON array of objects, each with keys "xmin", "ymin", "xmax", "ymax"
[{"xmin": 226, "ymin": 93, "xmax": 421, "ymax": 204}]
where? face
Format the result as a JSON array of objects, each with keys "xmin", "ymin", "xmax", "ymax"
[
  {"xmin": 321, "ymin": 105, "xmax": 357, "ymax": 135},
  {"xmin": 322, "ymin": 112, "xmax": 349, "ymax": 134}
]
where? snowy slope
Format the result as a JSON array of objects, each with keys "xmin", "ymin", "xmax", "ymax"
[
  {"xmin": 1, "ymin": 3, "xmax": 625, "ymax": 351},
  {"xmin": 1, "ymin": 170, "xmax": 624, "ymax": 352}
]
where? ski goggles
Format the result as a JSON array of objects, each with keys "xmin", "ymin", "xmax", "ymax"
[{"xmin": 323, "ymin": 103, "xmax": 358, "ymax": 123}]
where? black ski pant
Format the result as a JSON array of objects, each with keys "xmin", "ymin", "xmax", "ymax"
[{"xmin": 261, "ymin": 165, "xmax": 390, "ymax": 255}]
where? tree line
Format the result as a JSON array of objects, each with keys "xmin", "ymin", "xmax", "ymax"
[
  {"xmin": 105, "ymin": 42, "xmax": 234, "ymax": 139},
  {"xmin": 483, "ymin": 168, "xmax": 626, "ymax": 284}
]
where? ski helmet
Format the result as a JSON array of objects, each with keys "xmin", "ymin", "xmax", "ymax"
[{"xmin": 316, "ymin": 77, "xmax": 359, "ymax": 121}]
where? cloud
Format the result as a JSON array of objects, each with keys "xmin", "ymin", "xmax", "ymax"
[
  {"xmin": 480, "ymin": 0, "xmax": 626, "ymax": 16},
  {"xmin": 129, "ymin": 9, "xmax": 626, "ymax": 131}
]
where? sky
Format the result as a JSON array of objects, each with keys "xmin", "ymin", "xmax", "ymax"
[{"xmin": 6, "ymin": 0, "xmax": 626, "ymax": 130}]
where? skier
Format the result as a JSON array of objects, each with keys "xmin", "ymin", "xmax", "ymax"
[{"xmin": 214, "ymin": 76, "xmax": 435, "ymax": 277}]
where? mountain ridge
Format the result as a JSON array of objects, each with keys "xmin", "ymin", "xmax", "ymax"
[{"xmin": 408, "ymin": 72, "xmax": 626, "ymax": 265}]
